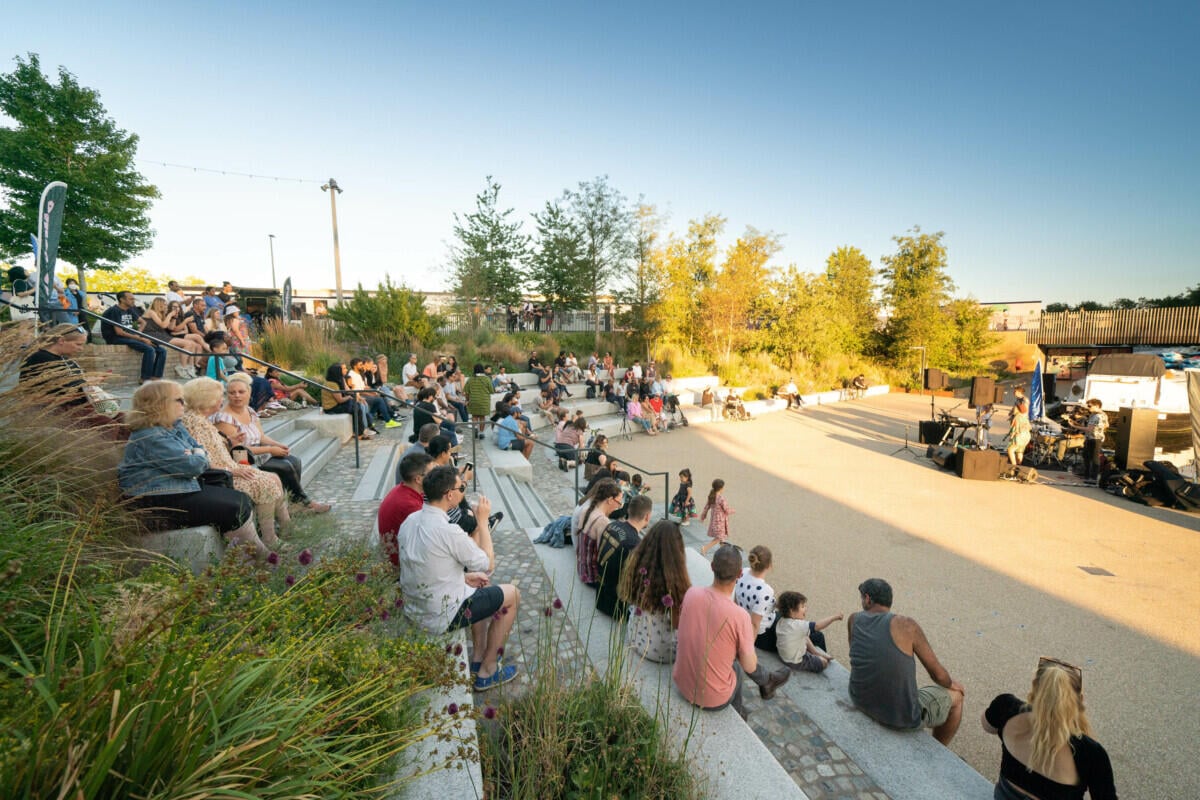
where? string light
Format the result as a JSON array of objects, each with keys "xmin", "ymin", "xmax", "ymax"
[{"xmin": 140, "ymin": 159, "xmax": 323, "ymax": 185}]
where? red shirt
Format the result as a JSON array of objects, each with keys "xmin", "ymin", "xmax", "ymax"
[
  {"xmin": 672, "ymin": 585, "xmax": 755, "ymax": 708},
  {"xmin": 378, "ymin": 484, "xmax": 423, "ymax": 566}
]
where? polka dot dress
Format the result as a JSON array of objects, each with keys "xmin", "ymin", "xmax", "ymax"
[{"xmin": 734, "ymin": 569, "xmax": 776, "ymax": 635}]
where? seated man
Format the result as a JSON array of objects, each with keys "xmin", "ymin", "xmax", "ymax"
[
  {"xmin": 411, "ymin": 386, "xmax": 459, "ymax": 447},
  {"xmin": 100, "ymin": 291, "xmax": 166, "ymax": 383},
  {"xmin": 401, "ymin": 353, "xmax": 422, "ymax": 388},
  {"xmin": 673, "ymin": 545, "xmax": 790, "ymax": 719},
  {"xmin": 378, "ymin": 451, "xmax": 433, "ymax": 565},
  {"xmin": 847, "ymin": 578, "xmax": 964, "ymax": 746},
  {"xmin": 595, "ymin": 494, "xmax": 652, "ymax": 618},
  {"xmin": 778, "ymin": 377, "xmax": 803, "ymax": 410},
  {"xmin": 398, "ymin": 465, "xmax": 520, "ymax": 691},
  {"xmin": 494, "ymin": 404, "xmax": 534, "ymax": 460},
  {"xmin": 20, "ymin": 323, "xmax": 127, "ymax": 437},
  {"xmin": 851, "ymin": 373, "xmax": 868, "ymax": 399},
  {"xmin": 492, "ymin": 366, "xmax": 519, "ymax": 395}
]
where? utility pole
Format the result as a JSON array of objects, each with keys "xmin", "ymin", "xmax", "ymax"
[
  {"xmin": 268, "ymin": 234, "xmax": 277, "ymax": 290},
  {"xmin": 321, "ymin": 178, "xmax": 344, "ymax": 304}
]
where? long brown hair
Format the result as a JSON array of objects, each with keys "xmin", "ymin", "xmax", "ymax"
[
  {"xmin": 618, "ymin": 520, "xmax": 691, "ymax": 626},
  {"xmin": 583, "ymin": 478, "xmax": 621, "ymax": 526},
  {"xmin": 705, "ymin": 478, "xmax": 725, "ymax": 509}
]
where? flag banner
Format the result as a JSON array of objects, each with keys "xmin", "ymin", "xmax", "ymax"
[
  {"xmin": 1029, "ymin": 360, "xmax": 1045, "ymax": 422},
  {"xmin": 282, "ymin": 277, "xmax": 293, "ymax": 322},
  {"xmin": 35, "ymin": 181, "xmax": 68, "ymax": 323}
]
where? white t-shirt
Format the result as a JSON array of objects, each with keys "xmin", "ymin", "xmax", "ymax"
[
  {"xmin": 734, "ymin": 568, "xmax": 776, "ymax": 635},
  {"xmin": 165, "ymin": 290, "xmax": 186, "ymax": 305},
  {"xmin": 398, "ymin": 504, "xmax": 490, "ymax": 633},
  {"xmin": 402, "ymin": 362, "xmax": 419, "ymax": 384},
  {"xmin": 776, "ymin": 618, "xmax": 815, "ymax": 663},
  {"xmin": 345, "ymin": 370, "xmax": 367, "ymax": 391}
]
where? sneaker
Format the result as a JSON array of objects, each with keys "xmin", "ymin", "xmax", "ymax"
[
  {"xmin": 488, "ymin": 512, "xmax": 504, "ymax": 530},
  {"xmin": 360, "ymin": 430, "xmax": 377, "ymax": 439},
  {"xmin": 267, "ymin": 401, "xmax": 285, "ymax": 410},
  {"xmin": 758, "ymin": 668, "xmax": 791, "ymax": 700},
  {"xmin": 385, "ymin": 419, "xmax": 403, "ymax": 429},
  {"xmin": 174, "ymin": 365, "xmax": 195, "ymax": 379},
  {"xmin": 474, "ymin": 663, "xmax": 519, "ymax": 692}
]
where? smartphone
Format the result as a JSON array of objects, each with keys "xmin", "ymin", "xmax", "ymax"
[{"xmin": 462, "ymin": 462, "xmax": 474, "ymax": 473}]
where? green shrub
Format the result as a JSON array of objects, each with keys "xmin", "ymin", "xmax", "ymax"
[{"xmin": 258, "ymin": 317, "xmax": 350, "ymax": 374}]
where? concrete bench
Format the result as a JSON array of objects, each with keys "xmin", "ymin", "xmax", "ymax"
[
  {"xmin": 135, "ymin": 525, "xmax": 225, "ymax": 573},
  {"xmin": 484, "ymin": 437, "xmax": 534, "ymax": 484},
  {"xmin": 526, "ymin": 527, "xmax": 809, "ymax": 800}
]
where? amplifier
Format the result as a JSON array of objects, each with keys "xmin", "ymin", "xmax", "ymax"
[
  {"xmin": 929, "ymin": 445, "xmax": 957, "ymax": 470},
  {"xmin": 919, "ymin": 420, "xmax": 950, "ymax": 444},
  {"xmin": 956, "ymin": 448, "xmax": 1004, "ymax": 481}
]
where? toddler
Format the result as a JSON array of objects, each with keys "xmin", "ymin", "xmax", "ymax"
[{"xmin": 775, "ymin": 591, "xmax": 843, "ymax": 673}]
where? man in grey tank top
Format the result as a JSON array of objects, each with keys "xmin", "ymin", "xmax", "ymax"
[{"xmin": 847, "ymin": 578, "xmax": 965, "ymax": 746}]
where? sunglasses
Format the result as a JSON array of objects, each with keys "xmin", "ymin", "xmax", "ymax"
[{"xmin": 1038, "ymin": 656, "xmax": 1082, "ymax": 686}]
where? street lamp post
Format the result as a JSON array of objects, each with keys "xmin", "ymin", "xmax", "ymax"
[
  {"xmin": 321, "ymin": 178, "xmax": 344, "ymax": 304},
  {"xmin": 268, "ymin": 234, "xmax": 277, "ymax": 290}
]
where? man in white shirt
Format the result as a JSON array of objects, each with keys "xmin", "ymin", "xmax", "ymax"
[
  {"xmin": 401, "ymin": 353, "xmax": 421, "ymax": 387},
  {"xmin": 778, "ymin": 378, "xmax": 802, "ymax": 410},
  {"xmin": 398, "ymin": 465, "xmax": 520, "ymax": 691},
  {"xmin": 164, "ymin": 280, "xmax": 187, "ymax": 305}
]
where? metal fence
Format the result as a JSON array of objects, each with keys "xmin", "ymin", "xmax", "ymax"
[{"xmin": 437, "ymin": 308, "xmax": 626, "ymax": 335}]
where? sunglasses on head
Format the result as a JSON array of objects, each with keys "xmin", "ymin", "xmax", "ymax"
[{"xmin": 1038, "ymin": 656, "xmax": 1082, "ymax": 686}]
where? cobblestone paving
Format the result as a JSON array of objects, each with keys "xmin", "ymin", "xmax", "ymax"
[{"xmin": 314, "ymin": 413, "xmax": 890, "ymax": 800}]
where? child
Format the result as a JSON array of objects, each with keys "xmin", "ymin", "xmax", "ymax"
[
  {"xmin": 699, "ymin": 478, "xmax": 733, "ymax": 556},
  {"xmin": 775, "ymin": 591, "xmax": 843, "ymax": 673},
  {"xmin": 669, "ymin": 468, "xmax": 696, "ymax": 522}
]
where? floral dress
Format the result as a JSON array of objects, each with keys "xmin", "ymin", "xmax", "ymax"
[
  {"xmin": 626, "ymin": 608, "xmax": 676, "ymax": 663},
  {"xmin": 181, "ymin": 410, "xmax": 283, "ymax": 506},
  {"xmin": 669, "ymin": 481, "xmax": 695, "ymax": 519},
  {"xmin": 701, "ymin": 494, "xmax": 732, "ymax": 542}
]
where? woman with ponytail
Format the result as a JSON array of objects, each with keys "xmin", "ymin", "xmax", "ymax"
[{"xmin": 982, "ymin": 657, "xmax": 1117, "ymax": 799}]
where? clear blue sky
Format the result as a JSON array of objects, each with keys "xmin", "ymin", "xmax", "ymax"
[{"xmin": 4, "ymin": 1, "xmax": 1197, "ymax": 305}]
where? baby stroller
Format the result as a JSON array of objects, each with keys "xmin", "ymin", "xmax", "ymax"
[
  {"xmin": 663, "ymin": 393, "xmax": 688, "ymax": 429},
  {"xmin": 722, "ymin": 392, "xmax": 752, "ymax": 421}
]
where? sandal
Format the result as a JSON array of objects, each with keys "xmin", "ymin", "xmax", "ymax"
[{"xmin": 304, "ymin": 501, "xmax": 332, "ymax": 514}]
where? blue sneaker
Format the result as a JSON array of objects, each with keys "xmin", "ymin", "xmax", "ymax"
[{"xmin": 474, "ymin": 663, "xmax": 518, "ymax": 692}]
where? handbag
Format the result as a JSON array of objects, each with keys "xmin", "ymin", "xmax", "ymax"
[{"xmin": 199, "ymin": 468, "xmax": 234, "ymax": 489}]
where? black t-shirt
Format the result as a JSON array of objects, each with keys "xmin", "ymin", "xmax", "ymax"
[
  {"xmin": 412, "ymin": 400, "xmax": 440, "ymax": 432},
  {"xmin": 595, "ymin": 520, "xmax": 639, "ymax": 619},
  {"xmin": 100, "ymin": 305, "xmax": 141, "ymax": 344},
  {"xmin": 20, "ymin": 349, "xmax": 87, "ymax": 407},
  {"xmin": 180, "ymin": 309, "xmax": 204, "ymax": 334},
  {"xmin": 984, "ymin": 693, "xmax": 1117, "ymax": 800}
]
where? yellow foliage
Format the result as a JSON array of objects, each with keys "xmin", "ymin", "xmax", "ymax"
[{"xmin": 58, "ymin": 266, "xmax": 169, "ymax": 293}]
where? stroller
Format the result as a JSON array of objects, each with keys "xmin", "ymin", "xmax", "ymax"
[
  {"xmin": 722, "ymin": 391, "xmax": 752, "ymax": 421},
  {"xmin": 663, "ymin": 393, "xmax": 689, "ymax": 429}
]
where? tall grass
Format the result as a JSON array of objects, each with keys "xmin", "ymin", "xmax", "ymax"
[{"xmin": 258, "ymin": 317, "xmax": 350, "ymax": 375}]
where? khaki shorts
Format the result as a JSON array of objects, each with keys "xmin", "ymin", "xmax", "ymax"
[{"xmin": 918, "ymin": 685, "xmax": 953, "ymax": 727}]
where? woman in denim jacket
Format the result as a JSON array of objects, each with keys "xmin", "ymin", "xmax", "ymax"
[{"xmin": 118, "ymin": 380, "xmax": 267, "ymax": 557}]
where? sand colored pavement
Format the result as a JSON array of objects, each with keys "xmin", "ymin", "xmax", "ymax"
[{"xmin": 611, "ymin": 392, "xmax": 1200, "ymax": 800}]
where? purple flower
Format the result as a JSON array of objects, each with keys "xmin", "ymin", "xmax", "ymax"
[
  {"xmin": 394, "ymin": 597, "xmax": 405, "ymax": 608},
  {"xmin": 496, "ymin": 646, "xmax": 505, "ymax": 657},
  {"xmin": 298, "ymin": 549, "xmax": 313, "ymax": 566},
  {"xmin": 453, "ymin": 643, "xmax": 463, "ymax": 656},
  {"xmin": 544, "ymin": 607, "xmax": 553, "ymax": 617},
  {"xmin": 447, "ymin": 702, "xmax": 459, "ymax": 715},
  {"xmin": 380, "ymin": 609, "xmax": 390, "ymax": 621},
  {"xmin": 285, "ymin": 574, "xmax": 296, "ymax": 587},
  {"xmin": 355, "ymin": 572, "xmax": 367, "ymax": 584},
  {"xmin": 552, "ymin": 598, "xmax": 563, "ymax": 609},
  {"xmin": 643, "ymin": 579, "xmax": 650, "ymax": 588},
  {"xmin": 483, "ymin": 705, "xmax": 497, "ymax": 720},
  {"xmin": 633, "ymin": 607, "xmax": 643, "ymax": 616},
  {"xmin": 445, "ymin": 644, "xmax": 454, "ymax": 654},
  {"xmin": 639, "ymin": 566, "xmax": 648, "ymax": 575},
  {"xmin": 462, "ymin": 607, "xmax": 472, "ymax": 620},
  {"xmin": 661, "ymin": 594, "xmax": 674, "ymax": 608},
  {"xmin": 266, "ymin": 551, "xmax": 279, "ymax": 565}
]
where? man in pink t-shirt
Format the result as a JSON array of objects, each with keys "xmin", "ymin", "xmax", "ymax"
[{"xmin": 673, "ymin": 545, "xmax": 791, "ymax": 718}]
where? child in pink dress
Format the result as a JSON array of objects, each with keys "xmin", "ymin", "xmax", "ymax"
[{"xmin": 699, "ymin": 478, "xmax": 733, "ymax": 555}]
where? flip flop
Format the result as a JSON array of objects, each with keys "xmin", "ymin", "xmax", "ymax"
[{"xmin": 474, "ymin": 663, "xmax": 518, "ymax": 692}]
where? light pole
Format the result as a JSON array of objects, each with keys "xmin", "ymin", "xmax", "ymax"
[
  {"xmin": 268, "ymin": 234, "xmax": 277, "ymax": 290},
  {"xmin": 321, "ymin": 178, "xmax": 344, "ymax": 304}
]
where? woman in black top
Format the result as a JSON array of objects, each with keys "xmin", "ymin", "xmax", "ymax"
[
  {"xmin": 412, "ymin": 386, "xmax": 459, "ymax": 447},
  {"xmin": 982, "ymin": 657, "xmax": 1117, "ymax": 800}
]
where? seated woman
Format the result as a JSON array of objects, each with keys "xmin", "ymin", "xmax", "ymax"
[
  {"xmin": 734, "ymin": 545, "xmax": 782, "ymax": 652},
  {"xmin": 583, "ymin": 432, "xmax": 613, "ymax": 480},
  {"xmin": 117, "ymin": 380, "xmax": 265, "ymax": 556},
  {"xmin": 322, "ymin": 362, "xmax": 374, "ymax": 439},
  {"xmin": 626, "ymin": 394, "xmax": 657, "ymax": 435},
  {"xmin": 212, "ymin": 372, "xmax": 331, "ymax": 513},
  {"xmin": 575, "ymin": 478, "xmax": 623, "ymax": 587},
  {"xmin": 266, "ymin": 366, "xmax": 318, "ymax": 406},
  {"xmin": 618, "ymin": 520, "xmax": 691, "ymax": 663},
  {"xmin": 413, "ymin": 385, "xmax": 460, "ymax": 447},
  {"xmin": 19, "ymin": 323, "xmax": 127, "ymax": 439},
  {"xmin": 181, "ymin": 376, "xmax": 290, "ymax": 545},
  {"xmin": 553, "ymin": 413, "xmax": 586, "ymax": 471},
  {"xmin": 139, "ymin": 296, "xmax": 206, "ymax": 380},
  {"xmin": 983, "ymin": 657, "xmax": 1117, "ymax": 800}
]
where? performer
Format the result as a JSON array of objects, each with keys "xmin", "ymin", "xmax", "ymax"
[
  {"xmin": 1069, "ymin": 398, "xmax": 1108, "ymax": 484},
  {"xmin": 1007, "ymin": 384, "xmax": 1027, "ymax": 422},
  {"xmin": 1005, "ymin": 399, "xmax": 1032, "ymax": 470}
]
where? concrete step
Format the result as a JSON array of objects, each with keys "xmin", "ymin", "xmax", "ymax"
[{"xmin": 351, "ymin": 442, "xmax": 402, "ymax": 501}]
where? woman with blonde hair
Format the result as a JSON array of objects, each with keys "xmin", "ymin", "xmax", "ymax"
[
  {"xmin": 181, "ymin": 377, "xmax": 290, "ymax": 545},
  {"xmin": 139, "ymin": 296, "xmax": 206, "ymax": 379},
  {"xmin": 734, "ymin": 545, "xmax": 781, "ymax": 652},
  {"xmin": 982, "ymin": 657, "xmax": 1116, "ymax": 799},
  {"xmin": 204, "ymin": 307, "xmax": 226, "ymax": 334},
  {"xmin": 618, "ymin": 520, "xmax": 691, "ymax": 663},
  {"xmin": 117, "ymin": 380, "xmax": 266, "ymax": 556}
]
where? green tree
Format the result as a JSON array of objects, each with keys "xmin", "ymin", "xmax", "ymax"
[
  {"xmin": 699, "ymin": 228, "xmax": 780, "ymax": 365},
  {"xmin": 614, "ymin": 202, "xmax": 665, "ymax": 358},
  {"xmin": 761, "ymin": 267, "xmax": 843, "ymax": 371},
  {"xmin": 944, "ymin": 298, "xmax": 995, "ymax": 373},
  {"xmin": 527, "ymin": 200, "xmax": 590, "ymax": 310},
  {"xmin": 825, "ymin": 245, "xmax": 876, "ymax": 353},
  {"xmin": 448, "ymin": 176, "xmax": 528, "ymax": 322},
  {"xmin": 880, "ymin": 227, "xmax": 954, "ymax": 366},
  {"xmin": 328, "ymin": 276, "xmax": 443, "ymax": 356},
  {"xmin": 651, "ymin": 214, "xmax": 724, "ymax": 353},
  {"xmin": 563, "ymin": 176, "xmax": 633, "ymax": 346},
  {"xmin": 0, "ymin": 54, "xmax": 159, "ymax": 277}
]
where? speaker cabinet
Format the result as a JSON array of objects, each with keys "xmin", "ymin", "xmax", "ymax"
[
  {"xmin": 956, "ymin": 448, "xmax": 1004, "ymax": 480},
  {"xmin": 923, "ymin": 368, "xmax": 948, "ymax": 391},
  {"xmin": 929, "ymin": 445, "xmax": 957, "ymax": 470},
  {"xmin": 1114, "ymin": 407, "xmax": 1159, "ymax": 470},
  {"xmin": 969, "ymin": 377, "xmax": 995, "ymax": 409},
  {"xmin": 1042, "ymin": 373, "xmax": 1057, "ymax": 402},
  {"xmin": 993, "ymin": 386, "xmax": 1006, "ymax": 404},
  {"xmin": 919, "ymin": 420, "xmax": 950, "ymax": 444}
]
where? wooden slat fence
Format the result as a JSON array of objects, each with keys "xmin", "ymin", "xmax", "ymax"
[{"xmin": 1027, "ymin": 306, "xmax": 1200, "ymax": 346}]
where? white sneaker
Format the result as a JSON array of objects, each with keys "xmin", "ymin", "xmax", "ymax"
[
  {"xmin": 267, "ymin": 401, "xmax": 285, "ymax": 410},
  {"xmin": 174, "ymin": 365, "xmax": 195, "ymax": 379}
]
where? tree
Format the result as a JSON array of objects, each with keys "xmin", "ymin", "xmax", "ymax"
[
  {"xmin": 613, "ymin": 202, "xmax": 665, "ymax": 358},
  {"xmin": 0, "ymin": 54, "xmax": 159, "ymax": 276},
  {"xmin": 328, "ymin": 276, "xmax": 443, "ymax": 356},
  {"xmin": 651, "ymin": 214, "xmax": 724, "ymax": 353},
  {"xmin": 527, "ymin": 200, "xmax": 590, "ymax": 310},
  {"xmin": 448, "ymin": 176, "xmax": 528, "ymax": 323},
  {"xmin": 944, "ymin": 298, "xmax": 995, "ymax": 373},
  {"xmin": 761, "ymin": 267, "xmax": 843, "ymax": 372},
  {"xmin": 698, "ymin": 228, "xmax": 780, "ymax": 365},
  {"xmin": 825, "ymin": 245, "xmax": 877, "ymax": 354},
  {"xmin": 563, "ymin": 176, "xmax": 633, "ymax": 346},
  {"xmin": 880, "ymin": 227, "xmax": 954, "ymax": 366}
]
